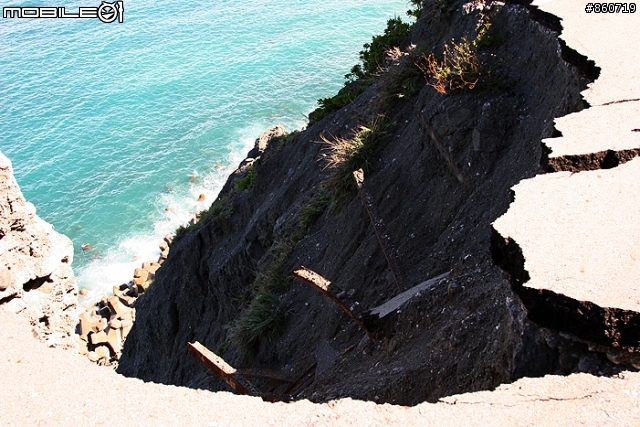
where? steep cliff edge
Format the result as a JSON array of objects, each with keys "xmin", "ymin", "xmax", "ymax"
[
  {"xmin": 0, "ymin": 152, "xmax": 78, "ymax": 349},
  {"xmin": 118, "ymin": 0, "xmax": 626, "ymax": 404}
]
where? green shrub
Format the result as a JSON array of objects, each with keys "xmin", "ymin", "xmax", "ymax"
[
  {"xmin": 435, "ymin": 0, "xmax": 457, "ymax": 20},
  {"xmin": 310, "ymin": 16, "xmax": 413, "ymax": 123},
  {"xmin": 407, "ymin": 0, "xmax": 424, "ymax": 19},
  {"xmin": 230, "ymin": 190, "xmax": 329, "ymax": 357},
  {"xmin": 379, "ymin": 50, "xmax": 424, "ymax": 106},
  {"xmin": 309, "ymin": 85, "xmax": 365, "ymax": 124},
  {"xmin": 299, "ymin": 190, "xmax": 330, "ymax": 230},
  {"xmin": 236, "ymin": 167, "xmax": 256, "ymax": 191},
  {"xmin": 348, "ymin": 16, "xmax": 413, "ymax": 80}
]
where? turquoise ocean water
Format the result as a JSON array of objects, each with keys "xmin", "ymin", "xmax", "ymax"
[{"xmin": 0, "ymin": 0, "xmax": 409, "ymax": 298}]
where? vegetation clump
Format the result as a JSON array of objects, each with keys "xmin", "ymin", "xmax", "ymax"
[
  {"xmin": 236, "ymin": 167, "xmax": 257, "ymax": 191},
  {"xmin": 309, "ymin": 15, "xmax": 414, "ymax": 123},
  {"xmin": 346, "ymin": 16, "xmax": 413, "ymax": 81},
  {"xmin": 434, "ymin": 0, "xmax": 457, "ymax": 20},
  {"xmin": 230, "ymin": 191, "xmax": 329, "ymax": 357},
  {"xmin": 321, "ymin": 116, "xmax": 387, "ymax": 209},
  {"xmin": 473, "ymin": 21, "xmax": 503, "ymax": 50},
  {"xmin": 416, "ymin": 38, "xmax": 482, "ymax": 93},
  {"xmin": 230, "ymin": 290, "xmax": 290, "ymax": 354},
  {"xmin": 175, "ymin": 194, "xmax": 234, "ymax": 239}
]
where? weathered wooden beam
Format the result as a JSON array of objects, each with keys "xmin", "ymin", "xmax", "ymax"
[
  {"xmin": 353, "ymin": 169, "xmax": 406, "ymax": 292},
  {"xmin": 187, "ymin": 341, "xmax": 261, "ymax": 396},
  {"xmin": 293, "ymin": 266, "xmax": 377, "ymax": 342},
  {"xmin": 368, "ymin": 272, "xmax": 450, "ymax": 319},
  {"xmin": 418, "ymin": 111, "xmax": 465, "ymax": 184}
]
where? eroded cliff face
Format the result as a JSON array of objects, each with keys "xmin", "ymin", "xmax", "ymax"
[
  {"xmin": 0, "ymin": 152, "xmax": 78, "ymax": 349},
  {"xmin": 118, "ymin": 1, "xmax": 618, "ymax": 404}
]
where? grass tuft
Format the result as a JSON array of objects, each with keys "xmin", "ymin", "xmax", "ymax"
[
  {"xmin": 309, "ymin": 16, "xmax": 413, "ymax": 124},
  {"xmin": 309, "ymin": 85, "xmax": 365, "ymax": 124},
  {"xmin": 434, "ymin": 0, "xmax": 457, "ymax": 20},
  {"xmin": 473, "ymin": 21, "xmax": 503, "ymax": 50},
  {"xmin": 321, "ymin": 116, "xmax": 387, "ymax": 209},
  {"xmin": 230, "ymin": 291, "xmax": 290, "ymax": 355},
  {"xmin": 230, "ymin": 191, "xmax": 329, "ymax": 357}
]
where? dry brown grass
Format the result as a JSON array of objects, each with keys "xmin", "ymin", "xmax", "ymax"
[{"xmin": 416, "ymin": 38, "xmax": 482, "ymax": 94}]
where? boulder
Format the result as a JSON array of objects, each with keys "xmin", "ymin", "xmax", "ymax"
[
  {"xmin": 90, "ymin": 330, "xmax": 108, "ymax": 345},
  {"xmin": 133, "ymin": 268, "xmax": 149, "ymax": 282},
  {"xmin": 106, "ymin": 327, "xmax": 122, "ymax": 354},
  {"xmin": 94, "ymin": 345, "xmax": 110, "ymax": 361},
  {"xmin": 107, "ymin": 295, "xmax": 132, "ymax": 318},
  {"xmin": 109, "ymin": 316, "xmax": 123, "ymax": 329},
  {"xmin": 78, "ymin": 311, "xmax": 104, "ymax": 340},
  {"xmin": 147, "ymin": 263, "xmax": 160, "ymax": 274}
]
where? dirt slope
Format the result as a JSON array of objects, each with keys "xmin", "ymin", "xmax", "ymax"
[{"xmin": 117, "ymin": 0, "xmax": 624, "ymax": 405}]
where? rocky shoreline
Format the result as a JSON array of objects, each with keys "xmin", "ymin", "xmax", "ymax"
[{"xmin": 76, "ymin": 234, "xmax": 172, "ymax": 365}]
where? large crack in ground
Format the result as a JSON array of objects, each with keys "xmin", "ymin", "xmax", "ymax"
[{"xmin": 491, "ymin": 0, "xmax": 640, "ymax": 375}]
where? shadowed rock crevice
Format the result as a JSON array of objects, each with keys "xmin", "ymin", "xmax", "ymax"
[
  {"xmin": 544, "ymin": 147, "xmax": 640, "ymax": 172},
  {"xmin": 23, "ymin": 274, "xmax": 53, "ymax": 292},
  {"xmin": 491, "ymin": 228, "xmax": 640, "ymax": 352}
]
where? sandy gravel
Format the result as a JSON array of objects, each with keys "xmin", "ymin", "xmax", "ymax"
[{"xmin": 2, "ymin": 307, "xmax": 640, "ymax": 426}]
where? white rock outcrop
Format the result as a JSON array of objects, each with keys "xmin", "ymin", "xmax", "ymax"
[{"xmin": 0, "ymin": 151, "xmax": 78, "ymax": 349}]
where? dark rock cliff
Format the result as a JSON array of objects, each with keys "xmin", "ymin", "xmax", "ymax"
[{"xmin": 118, "ymin": 0, "xmax": 605, "ymax": 404}]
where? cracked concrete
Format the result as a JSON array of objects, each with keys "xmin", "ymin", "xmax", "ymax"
[{"xmin": 493, "ymin": 0, "xmax": 640, "ymax": 353}]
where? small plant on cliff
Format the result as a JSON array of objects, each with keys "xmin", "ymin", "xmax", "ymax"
[
  {"xmin": 230, "ymin": 191, "xmax": 329, "ymax": 357},
  {"xmin": 379, "ymin": 47, "xmax": 424, "ymax": 107},
  {"xmin": 299, "ymin": 189, "xmax": 330, "ymax": 231},
  {"xmin": 174, "ymin": 194, "xmax": 234, "ymax": 239},
  {"xmin": 321, "ymin": 116, "xmax": 387, "ymax": 208},
  {"xmin": 473, "ymin": 21, "xmax": 503, "ymax": 50},
  {"xmin": 416, "ymin": 38, "xmax": 483, "ymax": 94},
  {"xmin": 231, "ymin": 291, "xmax": 290, "ymax": 355},
  {"xmin": 236, "ymin": 167, "xmax": 256, "ymax": 191},
  {"xmin": 310, "ymin": 85, "xmax": 365, "ymax": 124},
  {"xmin": 434, "ymin": 0, "xmax": 457, "ymax": 20},
  {"xmin": 407, "ymin": 0, "xmax": 424, "ymax": 19}
]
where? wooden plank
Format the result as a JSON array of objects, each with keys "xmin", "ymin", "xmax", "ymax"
[
  {"xmin": 293, "ymin": 266, "xmax": 377, "ymax": 342},
  {"xmin": 369, "ymin": 272, "xmax": 450, "ymax": 319},
  {"xmin": 418, "ymin": 111, "xmax": 465, "ymax": 184},
  {"xmin": 187, "ymin": 341, "xmax": 261, "ymax": 396},
  {"xmin": 353, "ymin": 169, "xmax": 406, "ymax": 292}
]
